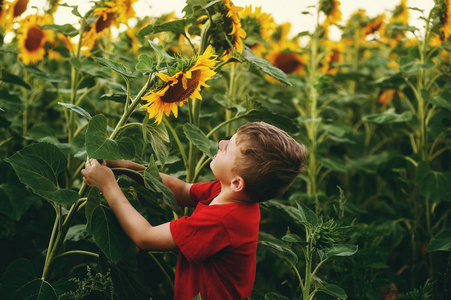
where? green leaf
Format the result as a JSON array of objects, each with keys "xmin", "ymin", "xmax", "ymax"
[
  {"xmin": 40, "ymin": 24, "xmax": 78, "ymax": 37},
  {"xmin": 100, "ymin": 92, "xmax": 127, "ymax": 103},
  {"xmin": 65, "ymin": 224, "xmax": 92, "ymax": 242},
  {"xmin": 85, "ymin": 187, "xmax": 131, "ymax": 262},
  {"xmin": 239, "ymin": 46, "xmax": 292, "ymax": 85},
  {"xmin": 139, "ymin": 19, "xmax": 190, "ymax": 36},
  {"xmin": 244, "ymin": 108, "xmax": 299, "ymax": 133},
  {"xmin": 259, "ymin": 232, "xmax": 298, "ymax": 265},
  {"xmin": 143, "ymin": 156, "xmax": 181, "ymax": 215},
  {"xmin": 5, "ymin": 143, "xmax": 79, "ymax": 205},
  {"xmin": 0, "ymin": 163, "xmax": 39, "ymax": 220},
  {"xmin": 346, "ymin": 151, "xmax": 390, "ymax": 173},
  {"xmin": 12, "ymin": 279, "xmax": 58, "ymax": 300},
  {"xmin": 426, "ymin": 90, "xmax": 451, "ymax": 111},
  {"xmin": 0, "ymin": 70, "xmax": 31, "ymax": 89},
  {"xmin": 399, "ymin": 56, "xmax": 434, "ymax": 73},
  {"xmin": 320, "ymin": 156, "xmax": 350, "ymax": 173},
  {"xmin": 135, "ymin": 54, "xmax": 155, "ymax": 75},
  {"xmin": 264, "ymin": 292, "xmax": 290, "ymax": 300},
  {"xmin": 85, "ymin": 114, "xmax": 135, "ymax": 160},
  {"xmin": 261, "ymin": 200, "xmax": 316, "ymax": 228},
  {"xmin": 426, "ymin": 229, "xmax": 451, "ymax": 252},
  {"xmin": 69, "ymin": 57, "xmax": 82, "ymax": 70},
  {"xmin": 85, "ymin": 187, "xmax": 101, "ymax": 233},
  {"xmin": 143, "ymin": 118, "xmax": 171, "ymax": 166},
  {"xmin": 363, "ymin": 108, "xmax": 412, "ymax": 123},
  {"xmin": 0, "ymin": 258, "xmax": 58, "ymax": 300},
  {"xmin": 414, "ymin": 161, "xmax": 451, "ymax": 203},
  {"xmin": 93, "ymin": 57, "xmax": 136, "ymax": 78},
  {"xmin": 318, "ymin": 244, "xmax": 358, "ymax": 262},
  {"xmin": 58, "ymin": 102, "xmax": 92, "ymax": 120},
  {"xmin": 147, "ymin": 39, "xmax": 174, "ymax": 61},
  {"xmin": 297, "ymin": 202, "xmax": 319, "ymax": 228},
  {"xmin": 282, "ymin": 233, "xmax": 307, "ymax": 245},
  {"xmin": 191, "ymin": 293, "xmax": 202, "ymax": 300},
  {"xmin": 183, "ymin": 123, "xmax": 217, "ymax": 158},
  {"xmin": 0, "ymin": 90, "xmax": 25, "ymax": 113},
  {"xmin": 59, "ymin": 3, "xmax": 83, "ymax": 18},
  {"xmin": 319, "ymin": 284, "xmax": 347, "ymax": 299}
]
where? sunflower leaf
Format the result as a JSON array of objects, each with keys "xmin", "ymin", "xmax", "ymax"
[
  {"xmin": 1, "ymin": 70, "xmax": 31, "ymax": 89},
  {"xmin": 0, "ymin": 258, "xmax": 58, "ymax": 300},
  {"xmin": 183, "ymin": 123, "xmax": 218, "ymax": 158},
  {"xmin": 238, "ymin": 46, "xmax": 292, "ymax": 86},
  {"xmin": 143, "ymin": 118, "xmax": 171, "ymax": 166},
  {"xmin": 143, "ymin": 156, "xmax": 181, "ymax": 215},
  {"xmin": 426, "ymin": 229, "xmax": 451, "ymax": 252},
  {"xmin": 93, "ymin": 57, "xmax": 136, "ymax": 78},
  {"xmin": 363, "ymin": 108, "xmax": 412, "ymax": 123},
  {"xmin": 40, "ymin": 24, "xmax": 78, "ymax": 37},
  {"xmin": 138, "ymin": 19, "xmax": 190, "ymax": 36},
  {"xmin": 147, "ymin": 40, "xmax": 174, "ymax": 61},
  {"xmin": 135, "ymin": 54, "xmax": 155, "ymax": 75},
  {"xmin": 5, "ymin": 142, "xmax": 79, "ymax": 205},
  {"xmin": 85, "ymin": 114, "xmax": 135, "ymax": 160},
  {"xmin": 58, "ymin": 102, "xmax": 92, "ymax": 120},
  {"xmin": 85, "ymin": 187, "xmax": 131, "ymax": 263}
]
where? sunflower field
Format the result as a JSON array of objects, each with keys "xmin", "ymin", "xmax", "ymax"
[{"xmin": 0, "ymin": 0, "xmax": 450, "ymax": 299}]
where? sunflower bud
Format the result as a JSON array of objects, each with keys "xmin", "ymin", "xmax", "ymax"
[{"xmin": 314, "ymin": 219, "xmax": 341, "ymax": 250}]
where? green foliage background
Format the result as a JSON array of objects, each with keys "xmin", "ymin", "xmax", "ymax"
[{"xmin": 0, "ymin": 0, "xmax": 450, "ymax": 299}]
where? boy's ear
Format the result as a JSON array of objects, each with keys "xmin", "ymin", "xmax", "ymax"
[{"xmin": 230, "ymin": 176, "xmax": 245, "ymax": 192}]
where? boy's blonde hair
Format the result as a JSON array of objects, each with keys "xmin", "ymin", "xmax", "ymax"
[{"xmin": 233, "ymin": 122, "xmax": 307, "ymax": 202}]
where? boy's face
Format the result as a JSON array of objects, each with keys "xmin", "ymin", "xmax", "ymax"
[{"xmin": 210, "ymin": 133, "xmax": 241, "ymax": 183}]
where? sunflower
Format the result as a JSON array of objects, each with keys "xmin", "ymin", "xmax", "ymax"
[
  {"xmin": 390, "ymin": 0, "xmax": 409, "ymax": 25},
  {"xmin": 379, "ymin": 89, "xmax": 396, "ymax": 106},
  {"xmin": 361, "ymin": 13, "xmax": 386, "ymax": 37},
  {"xmin": 318, "ymin": 40, "xmax": 344, "ymax": 75},
  {"xmin": 320, "ymin": 0, "xmax": 342, "ymax": 25},
  {"xmin": 224, "ymin": 0, "xmax": 246, "ymax": 53},
  {"xmin": 200, "ymin": 0, "xmax": 246, "ymax": 55},
  {"xmin": 10, "ymin": 0, "xmax": 28, "ymax": 19},
  {"xmin": 265, "ymin": 39, "xmax": 307, "ymax": 78},
  {"xmin": 16, "ymin": 14, "xmax": 53, "ymax": 64},
  {"xmin": 82, "ymin": 2, "xmax": 121, "ymax": 52},
  {"xmin": 436, "ymin": 0, "xmax": 451, "ymax": 40},
  {"xmin": 115, "ymin": 0, "xmax": 137, "ymax": 23},
  {"xmin": 0, "ymin": 0, "xmax": 7, "ymax": 28},
  {"xmin": 1, "ymin": 0, "xmax": 29, "ymax": 31},
  {"xmin": 141, "ymin": 45, "xmax": 218, "ymax": 124},
  {"xmin": 240, "ymin": 5, "xmax": 274, "ymax": 56},
  {"xmin": 271, "ymin": 22, "xmax": 292, "ymax": 44}
]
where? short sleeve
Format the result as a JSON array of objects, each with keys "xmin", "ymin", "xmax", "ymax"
[
  {"xmin": 170, "ymin": 210, "xmax": 232, "ymax": 263},
  {"xmin": 190, "ymin": 180, "xmax": 221, "ymax": 204}
]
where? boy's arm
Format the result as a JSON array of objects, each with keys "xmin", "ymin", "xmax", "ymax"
[
  {"xmin": 160, "ymin": 173, "xmax": 195, "ymax": 207},
  {"xmin": 82, "ymin": 159, "xmax": 177, "ymax": 251},
  {"xmin": 106, "ymin": 160, "xmax": 196, "ymax": 207}
]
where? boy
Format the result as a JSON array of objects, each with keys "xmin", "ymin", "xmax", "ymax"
[{"xmin": 81, "ymin": 121, "xmax": 307, "ymax": 300}]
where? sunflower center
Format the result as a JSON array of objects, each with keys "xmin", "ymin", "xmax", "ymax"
[
  {"xmin": 13, "ymin": 0, "xmax": 29, "ymax": 18},
  {"xmin": 96, "ymin": 12, "xmax": 116, "ymax": 33},
  {"xmin": 160, "ymin": 70, "xmax": 202, "ymax": 103},
  {"xmin": 275, "ymin": 53, "xmax": 302, "ymax": 74},
  {"xmin": 25, "ymin": 26, "xmax": 45, "ymax": 51}
]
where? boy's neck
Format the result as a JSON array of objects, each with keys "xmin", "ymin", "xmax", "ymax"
[{"xmin": 209, "ymin": 184, "xmax": 254, "ymax": 205}]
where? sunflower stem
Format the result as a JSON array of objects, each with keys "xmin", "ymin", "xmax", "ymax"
[{"xmin": 110, "ymin": 75, "xmax": 151, "ymax": 140}]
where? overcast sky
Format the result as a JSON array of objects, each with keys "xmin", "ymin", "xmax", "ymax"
[{"xmin": 40, "ymin": 0, "xmax": 435, "ymax": 40}]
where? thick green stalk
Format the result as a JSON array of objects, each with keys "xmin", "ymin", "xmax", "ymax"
[{"xmin": 110, "ymin": 76, "xmax": 151, "ymax": 140}]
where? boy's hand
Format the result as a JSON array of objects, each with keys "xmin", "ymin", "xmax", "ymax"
[{"xmin": 81, "ymin": 159, "xmax": 116, "ymax": 193}]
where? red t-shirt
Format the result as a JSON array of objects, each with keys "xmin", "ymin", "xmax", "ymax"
[{"xmin": 170, "ymin": 180, "xmax": 260, "ymax": 300}]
